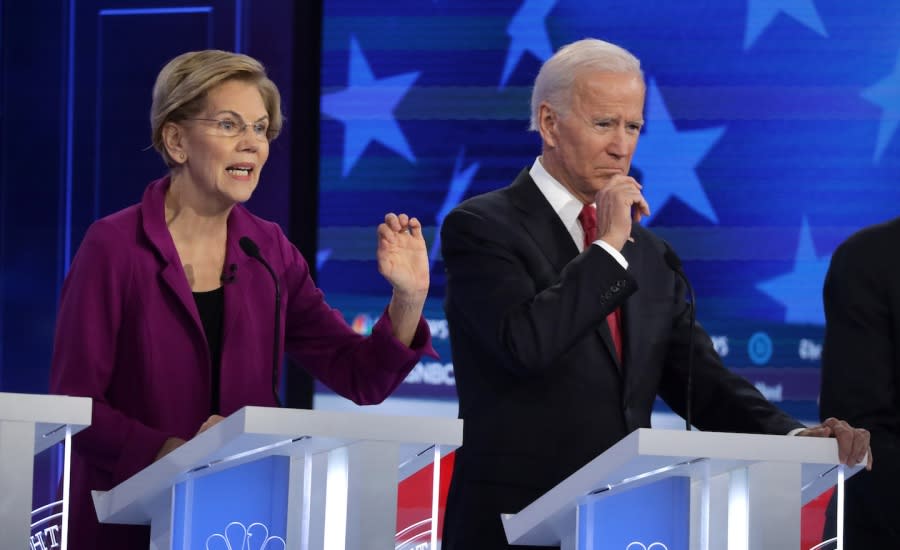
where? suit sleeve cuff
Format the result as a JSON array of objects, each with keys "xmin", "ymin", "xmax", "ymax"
[{"xmin": 592, "ymin": 240, "xmax": 629, "ymax": 269}]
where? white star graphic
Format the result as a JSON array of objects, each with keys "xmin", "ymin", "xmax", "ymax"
[
  {"xmin": 744, "ymin": 0, "xmax": 828, "ymax": 50},
  {"xmin": 757, "ymin": 217, "xmax": 830, "ymax": 324},
  {"xmin": 633, "ymin": 79, "xmax": 725, "ymax": 225},
  {"xmin": 861, "ymin": 48, "xmax": 900, "ymax": 163},
  {"xmin": 499, "ymin": 0, "xmax": 557, "ymax": 88},
  {"xmin": 321, "ymin": 36, "xmax": 420, "ymax": 177}
]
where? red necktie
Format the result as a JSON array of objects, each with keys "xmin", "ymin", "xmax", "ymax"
[{"xmin": 578, "ymin": 204, "xmax": 623, "ymax": 361}]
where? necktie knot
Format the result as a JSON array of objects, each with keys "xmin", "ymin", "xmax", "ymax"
[{"xmin": 578, "ymin": 204, "xmax": 597, "ymax": 248}]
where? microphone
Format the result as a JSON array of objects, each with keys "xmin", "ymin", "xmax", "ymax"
[
  {"xmin": 663, "ymin": 243, "xmax": 696, "ymax": 431},
  {"xmin": 239, "ymin": 236, "xmax": 283, "ymax": 408},
  {"xmin": 220, "ymin": 263, "xmax": 237, "ymax": 284}
]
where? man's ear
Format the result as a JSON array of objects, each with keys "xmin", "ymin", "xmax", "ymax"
[
  {"xmin": 162, "ymin": 122, "xmax": 187, "ymax": 164},
  {"xmin": 537, "ymin": 102, "xmax": 558, "ymax": 149}
]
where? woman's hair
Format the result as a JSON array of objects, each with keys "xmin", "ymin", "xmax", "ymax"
[
  {"xmin": 529, "ymin": 39, "xmax": 643, "ymax": 131},
  {"xmin": 150, "ymin": 50, "xmax": 283, "ymax": 167}
]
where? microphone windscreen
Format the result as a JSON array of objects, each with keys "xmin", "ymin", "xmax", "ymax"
[{"xmin": 239, "ymin": 236, "xmax": 261, "ymax": 259}]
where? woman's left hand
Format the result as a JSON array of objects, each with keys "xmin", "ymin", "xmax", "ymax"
[{"xmin": 377, "ymin": 213, "xmax": 429, "ymax": 301}]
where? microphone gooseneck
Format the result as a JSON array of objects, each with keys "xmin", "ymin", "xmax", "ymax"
[
  {"xmin": 663, "ymin": 244, "xmax": 696, "ymax": 431},
  {"xmin": 239, "ymin": 236, "xmax": 283, "ymax": 408}
]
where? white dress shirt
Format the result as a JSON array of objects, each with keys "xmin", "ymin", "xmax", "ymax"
[{"xmin": 529, "ymin": 157, "xmax": 629, "ymax": 269}]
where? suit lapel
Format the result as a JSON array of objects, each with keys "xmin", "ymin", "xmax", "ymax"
[
  {"xmin": 620, "ymin": 236, "xmax": 643, "ymax": 387},
  {"xmin": 597, "ymin": 318, "xmax": 621, "ymax": 372},
  {"xmin": 507, "ymin": 169, "xmax": 580, "ymax": 273},
  {"xmin": 508, "ymin": 168, "xmax": 623, "ymax": 372}
]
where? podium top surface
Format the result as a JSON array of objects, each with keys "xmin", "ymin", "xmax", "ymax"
[
  {"xmin": 503, "ymin": 428, "xmax": 861, "ymax": 545},
  {"xmin": 94, "ymin": 406, "xmax": 463, "ymax": 524},
  {"xmin": 0, "ymin": 392, "xmax": 92, "ymax": 453}
]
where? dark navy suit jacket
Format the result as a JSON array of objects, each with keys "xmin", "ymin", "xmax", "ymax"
[{"xmin": 440, "ymin": 169, "xmax": 800, "ymax": 549}]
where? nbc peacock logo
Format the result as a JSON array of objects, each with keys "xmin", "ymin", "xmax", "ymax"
[
  {"xmin": 351, "ymin": 313, "xmax": 374, "ymax": 335},
  {"xmin": 205, "ymin": 521, "xmax": 286, "ymax": 550}
]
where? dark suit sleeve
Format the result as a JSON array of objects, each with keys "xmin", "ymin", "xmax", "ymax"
[
  {"xmin": 657, "ymin": 284, "xmax": 803, "ymax": 435},
  {"xmin": 441, "ymin": 205, "xmax": 636, "ymax": 376},
  {"xmin": 820, "ymin": 233, "xmax": 900, "ymax": 525}
]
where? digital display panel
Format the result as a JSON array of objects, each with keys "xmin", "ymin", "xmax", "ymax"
[{"xmin": 317, "ymin": 0, "xmax": 900, "ymax": 422}]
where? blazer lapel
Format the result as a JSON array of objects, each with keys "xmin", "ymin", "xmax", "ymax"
[
  {"xmin": 140, "ymin": 178, "xmax": 207, "ymax": 344},
  {"xmin": 221, "ymin": 213, "xmax": 254, "ymax": 349}
]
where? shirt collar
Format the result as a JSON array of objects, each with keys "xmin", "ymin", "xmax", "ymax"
[{"xmin": 529, "ymin": 156, "xmax": 590, "ymax": 232}]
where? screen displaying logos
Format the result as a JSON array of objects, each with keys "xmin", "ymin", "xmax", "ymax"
[{"xmin": 316, "ymin": 1, "xmax": 900, "ymax": 422}]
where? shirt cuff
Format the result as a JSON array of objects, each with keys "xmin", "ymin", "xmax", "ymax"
[
  {"xmin": 592, "ymin": 240, "xmax": 629, "ymax": 269},
  {"xmin": 786, "ymin": 427, "xmax": 805, "ymax": 436}
]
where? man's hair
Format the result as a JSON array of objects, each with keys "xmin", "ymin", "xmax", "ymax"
[
  {"xmin": 529, "ymin": 39, "xmax": 643, "ymax": 131},
  {"xmin": 150, "ymin": 50, "xmax": 283, "ymax": 167}
]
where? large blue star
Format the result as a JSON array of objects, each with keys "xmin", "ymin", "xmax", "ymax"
[
  {"xmin": 757, "ymin": 217, "xmax": 830, "ymax": 324},
  {"xmin": 861, "ymin": 48, "xmax": 900, "ymax": 163},
  {"xmin": 633, "ymin": 79, "xmax": 724, "ymax": 225},
  {"xmin": 429, "ymin": 148, "xmax": 480, "ymax": 268},
  {"xmin": 321, "ymin": 36, "xmax": 420, "ymax": 177},
  {"xmin": 744, "ymin": 0, "xmax": 828, "ymax": 50},
  {"xmin": 317, "ymin": 249, "xmax": 332, "ymax": 272},
  {"xmin": 499, "ymin": 0, "xmax": 557, "ymax": 88}
]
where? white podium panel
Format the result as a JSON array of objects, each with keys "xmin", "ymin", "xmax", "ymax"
[
  {"xmin": 92, "ymin": 406, "xmax": 463, "ymax": 550},
  {"xmin": 502, "ymin": 429, "xmax": 862, "ymax": 550},
  {"xmin": 0, "ymin": 392, "xmax": 91, "ymax": 550}
]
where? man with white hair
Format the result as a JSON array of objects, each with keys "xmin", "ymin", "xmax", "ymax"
[{"xmin": 439, "ymin": 38, "xmax": 871, "ymax": 549}]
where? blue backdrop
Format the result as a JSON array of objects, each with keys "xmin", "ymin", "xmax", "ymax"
[{"xmin": 315, "ymin": 0, "xmax": 900, "ymax": 421}]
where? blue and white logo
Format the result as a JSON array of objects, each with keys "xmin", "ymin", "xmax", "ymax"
[
  {"xmin": 205, "ymin": 521, "xmax": 285, "ymax": 550},
  {"xmin": 747, "ymin": 332, "xmax": 773, "ymax": 365},
  {"xmin": 578, "ymin": 477, "xmax": 688, "ymax": 550},
  {"xmin": 626, "ymin": 543, "xmax": 669, "ymax": 550}
]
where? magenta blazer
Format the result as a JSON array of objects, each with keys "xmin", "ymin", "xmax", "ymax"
[{"xmin": 49, "ymin": 176, "xmax": 436, "ymax": 549}]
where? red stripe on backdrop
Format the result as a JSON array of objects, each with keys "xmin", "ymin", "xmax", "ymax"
[
  {"xmin": 397, "ymin": 451, "xmax": 456, "ymax": 544},
  {"xmin": 803, "ymin": 487, "xmax": 832, "ymax": 549}
]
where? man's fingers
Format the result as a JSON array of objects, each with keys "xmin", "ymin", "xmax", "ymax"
[
  {"xmin": 852, "ymin": 428, "xmax": 870, "ymax": 465},
  {"xmin": 798, "ymin": 425, "xmax": 832, "ymax": 437},
  {"xmin": 830, "ymin": 420, "xmax": 870, "ymax": 466}
]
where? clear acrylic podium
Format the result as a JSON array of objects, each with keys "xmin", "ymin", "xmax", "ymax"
[
  {"xmin": 502, "ymin": 428, "xmax": 862, "ymax": 550},
  {"xmin": 0, "ymin": 392, "xmax": 92, "ymax": 550},
  {"xmin": 92, "ymin": 406, "xmax": 462, "ymax": 550}
]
